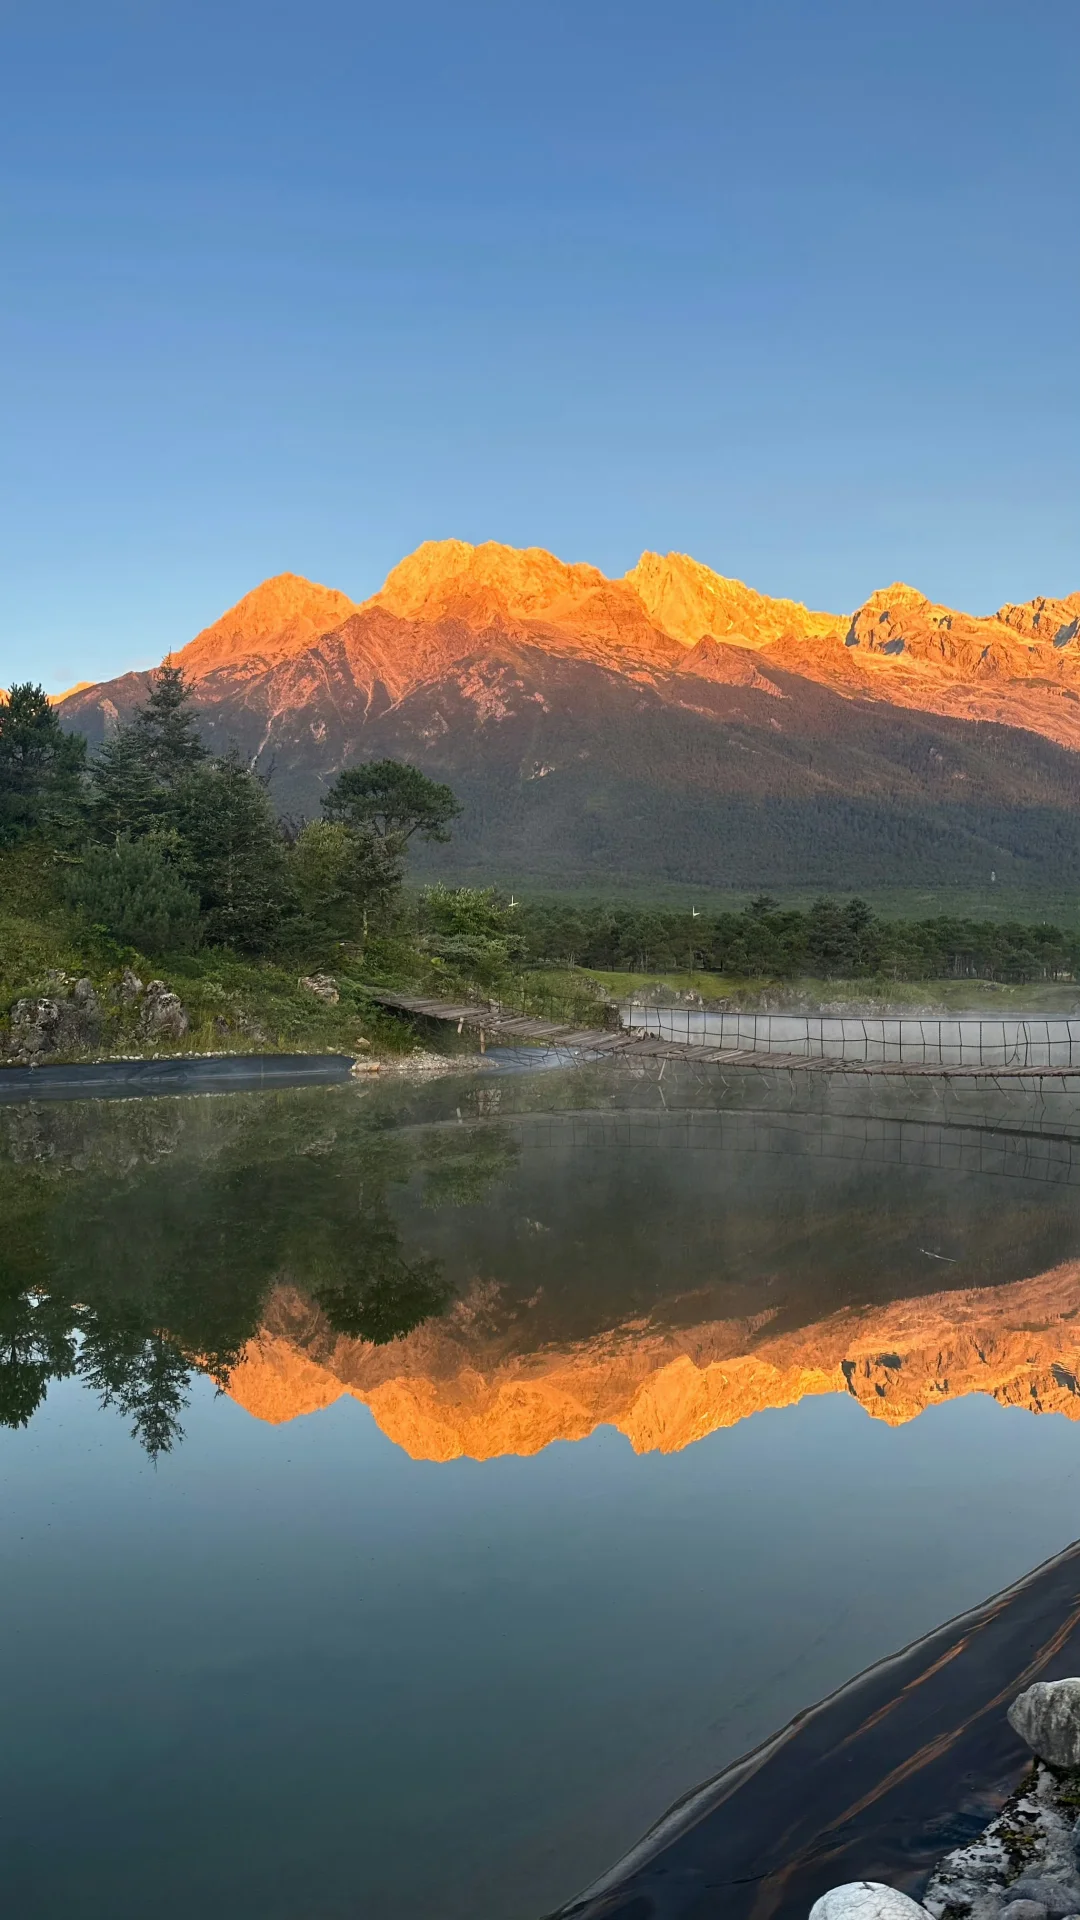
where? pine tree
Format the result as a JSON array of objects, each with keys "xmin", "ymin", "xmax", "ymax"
[
  {"xmin": 130, "ymin": 662, "xmax": 207, "ymax": 784},
  {"xmin": 0, "ymin": 683, "xmax": 87, "ymax": 844},
  {"xmin": 322, "ymin": 759, "xmax": 461, "ymax": 847},
  {"xmin": 90, "ymin": 663, "xmax": 206, "ymax": 840},
  {"xmin": 171, "ymin": 756, "xmax": 294, "ymax": 950},
  {"xmin": 65, "ymin": 833, "xmax": 202, "ymax": 953},
  {"xmin": 90, "ymin": 725, "xmax": 162, "ymax": 841}
]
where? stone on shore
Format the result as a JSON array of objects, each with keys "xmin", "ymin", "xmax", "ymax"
[
  {"xmin": 118, "ymin": 967, "xmax": 144, "ymax": 1006},
  {"xmin": 5, "ymin": 982, "xmax": 103, "ymax": 1062},
  {"xmin": 1009, "ymin": 1682, "xmax": 1080, "ymax": 1771},
  {"xmin": 140, "ymin": 982, "xmax": 190, "ymax": 1039},
  {"xmin": 1007, "ymin": 1882, "xmax": 1080, "ymax": 1914},
  {"xmin": 809, "ymin": 1885, "xmax": 930, "ymax": 1918}
]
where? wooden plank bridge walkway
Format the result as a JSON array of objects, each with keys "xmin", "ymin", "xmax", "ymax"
[{"xmin": 365, "ymin": 990, "xmax": 1080, "ymax": 1080}]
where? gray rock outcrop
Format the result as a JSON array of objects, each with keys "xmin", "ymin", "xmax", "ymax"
[
  {"xmin": 140, "ymin": 982, "xmax": 190, "ymax": 1039},
  {"xmin": 1007, "ymin": 1880, "xmax": 1080, "ymax": 1915},
  {"xmin": 1009, "ymin": 1683, "xmax": 1080, "ymax": 1771},
  {"xmin": 6, "ymin": 982, "xmax": 103, "ymax": 1063},
  {"xmin": 118, "ymin": 968, "xmax": 144, "ymax": 1006},
  {"xmin": 924, "ymin": 1762, "xmax": 1080, "ymax": 1919},
  {"xmin": 71, "ymin": 977, "xmax": 99, "ymax": 1013}
]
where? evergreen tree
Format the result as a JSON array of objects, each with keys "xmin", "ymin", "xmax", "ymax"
[
  {"xmin": 130, "ymin": 662, "xmax": 207, "ymax": 783},
  {"xmin": 90, "ymin": 662, "xmax": 206, "ymax": 840},
  {"xmin": 90, "ymin": 724, "xmax": 162, "ymax": 841},
  {"xmin": 78, "ymin": 1316, "xmax": 193, "ymax": 1460},
  {"xmin": 172, "ymin": 757, "xmax": 294, "ymax": 950},
  {"xmin": 0, "ymin": 683, "xmax": 87, "ymax": 844},
  {"xmin": 0, "ymin": 1282, "xmax": 80, "ymax": 1430},
  {"xmin": 322, "ymin": 759, "xmax": 461, "ymax": 847}
]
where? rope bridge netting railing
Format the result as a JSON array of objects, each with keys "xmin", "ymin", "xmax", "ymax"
[{"xmin": 623, "ymin": 1007, "xmax": 1080, "ymax": 1070}]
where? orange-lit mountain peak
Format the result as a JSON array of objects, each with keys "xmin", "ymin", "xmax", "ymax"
[
  {"xmin": 369, "ymin": 538, "xmax": 672, "ymax": 659},
  {"xmin": 624, "ymin": 549, "xmax": 839, "ymax": 650},
  {"xmin": 176, "ymin": 573, "xmax": 361, "ymax": 676},
  {"xmin": 861, "ymin": 580, "xmax": 930, "ymax": 608},
  {"xmin": 844, "ymin": 582, "xmax": 1038, "ymax": 675},
  {"xmin": 372, "ymin": 538, "xmax": 611, "ymax": 623},
  {"xmin": 998, "ymin": 590, "xmax": 1080, "ymax": 646}
]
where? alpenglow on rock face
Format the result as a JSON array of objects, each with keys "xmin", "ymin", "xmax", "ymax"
[
  {"xmin": 1008, "ymin": 1679, "xmax": 1080, "ymax": 1769},
  {"xmin": 57, "ymin": 540, "xmax": 1080, "ymax": 893},
  {"xmin": 809, "ymin": 1884, "xmax": 929, "ymax": 1919}
]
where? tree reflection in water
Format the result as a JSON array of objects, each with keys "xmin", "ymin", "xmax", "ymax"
[{"xmin": 0, "ymin": 1091, "xmax": 518, "ymax": 1457}]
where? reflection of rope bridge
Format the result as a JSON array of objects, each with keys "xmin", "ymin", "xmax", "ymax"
[{"xmin": 471, "ymin": 1108, "xmax": 1080, "ymax": 1191}]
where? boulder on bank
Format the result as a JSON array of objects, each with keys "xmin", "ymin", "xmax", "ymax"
[
  {"xmin": 140, "ymin": 982, "xmax": 190, "ymax": 1040},
  {"xmin": 1009, "ymin": 1682, "xmax": 1080, "ymax": 1771},
  {"xmin": 118, "ymin": 967, "xmax": 144, "ymax": 1006},
  {"xmin": 5, "ymin": 980, "xmax": 103, "ymax": 1063},
  {"xmin": 1005, "ymin": 1880, "xmax": 1080, "ymax": 1914},
  {"xmin": 809, "ymin": 1886, "xmax": 929, "ymax": 1918}
]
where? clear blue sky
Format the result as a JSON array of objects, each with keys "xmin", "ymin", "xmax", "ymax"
[{"xmin": 2, "ymin": 0, "xmax": 1078, "ymax": 689}]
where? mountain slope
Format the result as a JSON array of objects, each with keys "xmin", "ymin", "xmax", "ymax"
[
  {"xmin": 177, "ymin": 573, "xmax": 361, "ymax": 676},
  {"xmin": 58, "ymin": 542, "xmax": 1080, "ymax": 890}
]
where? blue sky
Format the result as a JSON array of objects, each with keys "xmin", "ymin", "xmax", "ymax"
[{"xmin": 2, "ymin": 0, "xmax": 1078, "ymax": 689}]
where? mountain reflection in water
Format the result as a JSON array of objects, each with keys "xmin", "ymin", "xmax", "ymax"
[{"xmin": 5, "ymin": 1063, "xmax": 1080, "ymax": 1459}]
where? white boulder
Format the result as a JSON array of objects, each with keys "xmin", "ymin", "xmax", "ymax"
[{"xmin": 809, "ymin": 1884, "xmax": 929, "ymax": 1919}]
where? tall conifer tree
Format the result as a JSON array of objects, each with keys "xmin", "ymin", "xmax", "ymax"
[
  {"xmin": 90, "ymin": 662, "xmax": 207, "ymax": 839},
  {"xmin": 0, "ymin": 684, "xmax": 86, "ymax": 844}
]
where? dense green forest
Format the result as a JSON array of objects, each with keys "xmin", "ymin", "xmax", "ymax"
[{"xmin": 512, "ymin": 894, "xmax": 1080, "ymax": 983}]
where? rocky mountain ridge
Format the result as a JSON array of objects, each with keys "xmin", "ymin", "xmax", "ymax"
[
  {"xmin": 57, "ymin": 541, "xmax": 1080, "ymax": 889},
  {"xmin": 72, "ymin": 539, "xmax": 1080, "ymax": 700}
]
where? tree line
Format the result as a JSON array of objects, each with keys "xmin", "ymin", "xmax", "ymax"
[
  {"xmin": 0, "ymin": 671, "xmax": 460, "ymax": 956},
  {"xmin": 516, "ymin": 894, "xmax": 1080, "ymax": 983}
]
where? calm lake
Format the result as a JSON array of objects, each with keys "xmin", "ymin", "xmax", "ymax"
[{"xmin": 5, "ymin": 1060, "xmax": 1080, "ymax": 1918}]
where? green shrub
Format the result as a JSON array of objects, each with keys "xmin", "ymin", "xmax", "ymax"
[{"xmin": 65, "ymin": 834, "xmax": 202, "ymax": 954}]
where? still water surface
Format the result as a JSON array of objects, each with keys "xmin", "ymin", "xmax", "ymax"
[{"xmin": 5, "ymin": 1063, "xmax": 1080, "ymax": 1918}]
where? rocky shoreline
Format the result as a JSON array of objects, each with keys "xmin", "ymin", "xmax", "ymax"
[
  {"xmin": 1, "ymin": 965, "xmax": 494, "ymax": 1078},
  {"xmin": 814, "ymin": 1682, "xmax": 1080, "ymax": 1920}
]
